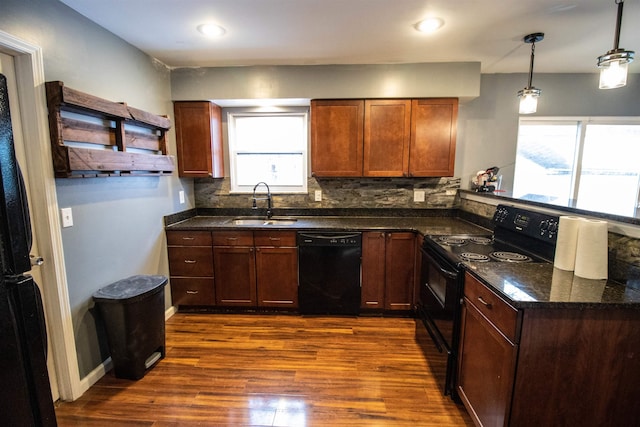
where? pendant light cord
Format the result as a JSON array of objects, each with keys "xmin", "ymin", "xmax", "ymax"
[
  {"xmin": 527, "ymin": 41, "xmax": 536, "ymax": 89},
  {"xmin": 613, "ymin": 0, "xmax": 624, "ymax": 50}
]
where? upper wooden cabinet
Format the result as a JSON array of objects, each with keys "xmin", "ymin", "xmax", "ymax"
[
  {"xmin": 364, "ymin": 99, "xmax": 412, "ymax": 177},
  {"xmin": 409, "ymin": 99, "xmax": 458, "ymax": 177},
  {"xmin": 173, "ymin": 101, "xmax": 224, "ymax": 178},
  {"xmin": 311, "ymin": 100, "xmax": 364, "ymax": 177},
  {"xmin": 310, "ymin": 98, "xmax": 458, "ymax": 177}
]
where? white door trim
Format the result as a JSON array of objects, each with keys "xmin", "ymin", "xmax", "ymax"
[{"xmin": 0, "ymin": 30, "xmax": 82, "ymax": 400}]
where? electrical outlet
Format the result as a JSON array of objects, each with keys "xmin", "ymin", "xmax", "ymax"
[
  {"xmin": 61, "ymin": 207, "xmax": 73, "ymax": 228},
  {"xmin": 413, "ymin": 190, "xmax": 425, "ymax": 202},
  {"xmin": 314, "ymin": 190, "xmax": 322, "ymax": 201},
  {"xmin": 445, "ymin": 189, "xmax": 457, "ymax": 196},
  {"xmin": 179, "ymin": 190, "xmax": 185, "ymax": 204}
]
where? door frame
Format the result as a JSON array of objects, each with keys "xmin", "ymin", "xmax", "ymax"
[{"xmin": 0, "ymin": 30, "xmax": 82, "ymax": 400}]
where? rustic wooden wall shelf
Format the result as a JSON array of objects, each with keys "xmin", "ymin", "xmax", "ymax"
[{"xmin": 45, "ymin": 81, "xmax": 175, "ymax": 178}]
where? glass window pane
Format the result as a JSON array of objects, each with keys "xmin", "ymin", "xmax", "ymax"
[
  {"xmin": 236, "ymin": 153, "xmax": 305, "ymax": 187},
  {"xmin": 577, "ymin": 124, "xmax": 640, "ymax": 216},
  {"xmin": 513, "ymin": 123, "xmax": 579, "ymax": 204},
  {"xmin": 234, "ymin": 116, "xmax": 305, "ymax": 151}
]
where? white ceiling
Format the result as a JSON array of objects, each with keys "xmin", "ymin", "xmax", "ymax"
[{"xmin": 59, "ymin": 0, "xmax": 639, "ymax": 74}]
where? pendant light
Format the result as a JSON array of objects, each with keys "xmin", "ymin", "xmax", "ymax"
[
  {"xmin": 597, "ymin": 0, "xmax": 635, "ymax": 89},
  {"xmin": 517, "ymin": 33, "xmax": 544, "ymax": 115}
]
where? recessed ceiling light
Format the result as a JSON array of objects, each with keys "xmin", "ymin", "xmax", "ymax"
[
  {"xmin": 414, "ymin": 17, "xmax": 444, "ymax": 34},
  {"xmin": 197, "ymin": 23, "xmax": 226, "ymax": 38}
]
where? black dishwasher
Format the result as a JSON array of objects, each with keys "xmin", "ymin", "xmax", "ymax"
[{"xmin": 297, "ymin": 232, "xmax": 362, "ymax": 315}]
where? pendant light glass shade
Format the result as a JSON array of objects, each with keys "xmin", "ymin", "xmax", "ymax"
[
  {"xmin": 518, "ymin": 88, "xmax": 541, "ymax": 114},
  {"xmin": 517, "ymin": 33, "xmax": 544, "ymax": 115},
  {"xmin": 597, "ymin": 0, "xmax": 634, "ymax": 89}
]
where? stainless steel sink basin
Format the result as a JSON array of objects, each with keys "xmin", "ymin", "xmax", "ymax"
[{"xmin": 227, "ymin": 217, "xmax": 298, "ymax": 226}]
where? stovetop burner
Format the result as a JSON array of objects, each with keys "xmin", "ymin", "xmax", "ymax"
[
  {"xmin": 489, "ymin": 251, "xmax": 532, "ymax": 263},
  {"xmin": 460, "ymin": 252, "xmax": 491, "ymax": 262}
]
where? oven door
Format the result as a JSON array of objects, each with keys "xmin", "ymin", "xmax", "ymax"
[{"xmin": 417, "ymin": 243, "xmax": 462, "ymax": 397}]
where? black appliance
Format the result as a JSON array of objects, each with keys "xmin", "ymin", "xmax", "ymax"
[
  {"xmin": 297, "ymin": 232, "xmax": 362, "ymax": 315},
  {"xmin": 0, "ymin": 74, "xmax": 57, "ymax": 426},
  {"xmin": 417, "ymin": 204, "xmax": 559, "ymax": 399}
]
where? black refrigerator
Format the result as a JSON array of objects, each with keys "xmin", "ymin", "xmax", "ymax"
[{"xmin": 0, "ymin": 73, "xmax": 57, "ymax": 426}]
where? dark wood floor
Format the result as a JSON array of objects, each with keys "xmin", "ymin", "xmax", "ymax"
[{"xmin": 55, "ymin": 313, "xmax": 473, "ymax": 426}]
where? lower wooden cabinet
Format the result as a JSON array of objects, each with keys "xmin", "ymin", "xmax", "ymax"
[
  {"xmin": 255, "ymin": 231, "xmax": 298, "ymax": 308},
  {"xmin": 361, "ymin": 232, "xmax": 415, "ymax": 311},
  {"xmin": 212, "ymin": 230, "xmax": 299, "ymax": 309},
  {"xmin": 459, "ymin": 271, "xmax": 640, "ymax": 427},
  {"xmin": 457, "ymin": 276, "xmax": 517, "ymax": 427},
  {"xmin": 166, "ymin": 230, "xmax": 215, "ymax": 306},
  {"xmin": 213, "ymin": 231, "xmax": 256, "ymax": 307}
]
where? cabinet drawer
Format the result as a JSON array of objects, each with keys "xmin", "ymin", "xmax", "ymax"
[
  {"xmin": 464, "ymin": 272, "xmax": 519, "ymax": 343},
  {"xmin": 170, "ymin": 278, "xmax": 215, "ymax": 306},
  {"xmin": 254, "ymin": 231, "xmax": 296, "ymax": 247},
  {"xmin": 212, "ymin": 231, "xmax": 254, "ymax": 246},
  {"xmin": 168, "ymin": 246, "xmax": 214, "ymax": 277},
  {"xmin": 167, "ymin": 230, "xmax": 212, "ymax": 246}
]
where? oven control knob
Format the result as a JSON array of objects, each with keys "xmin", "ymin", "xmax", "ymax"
[{"xmin": 539, "ymin": 220, "xmax": 549, "ymax": 235}]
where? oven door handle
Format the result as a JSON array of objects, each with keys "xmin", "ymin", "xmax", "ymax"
[{"xmin": 435, "ymin": 264, "xmax": 459, "ymax": 280}]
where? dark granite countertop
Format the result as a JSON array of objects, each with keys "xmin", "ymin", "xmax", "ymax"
[
  {"xmin": 165, "ymin": 214, "xmax": 490, "ymax": 236},
  {"xmin": 164, "ymin": 208, "xmax": 640, "ymax": 309},
  {"xmin": 464, "ymin": 262, "xmax": 640, "ymax": 309}
]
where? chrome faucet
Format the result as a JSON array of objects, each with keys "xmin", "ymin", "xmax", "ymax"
[{"xmin": 252, "ymin": 181, "xmax": 273, "ymax": 219}]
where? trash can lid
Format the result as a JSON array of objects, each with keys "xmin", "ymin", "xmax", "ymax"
[{"xmin": 93, "ymin": 275, "xmax": 168, "ymax": 303}]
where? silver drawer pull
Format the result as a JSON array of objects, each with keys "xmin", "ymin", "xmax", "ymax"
[
  {"xmin": 184, "ymin": 259, "xmax": 197, "ymax": 264},
  {"xmin": 186, "ymin": 290, "xmax": 199, "ymax": 294},
  {"xmin": 269, "ymin": 237, "xmax": 281, "ymax": 241},
  {"xmin": 182, "ymin": 237, "xmax": 195, "ymax": 240},
  {"xmin": 226, "ymin": 237, "xmax": 238, "ymax": 241},
  {"xmin": 477, "ymin": 296, "xmax": 492, "ymax": 309}
]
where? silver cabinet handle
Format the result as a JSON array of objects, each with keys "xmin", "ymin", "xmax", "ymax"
[
  {"xmin": 186, "ymin": 290, "xmax": 199, "ymax": 294},
  {"xmin": 184, "ymin": 259, "xmax": 197, "ymax": 264},
  {"xmin": 182, "ymin": 237, "xmax": 195, "ymax": 240},
  {"xmin": 477, "ymin": 296, "xmax": 492, "ymax": 309}
]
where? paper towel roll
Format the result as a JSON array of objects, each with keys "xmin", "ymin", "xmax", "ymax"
[
  {"xmin": 550, "ymin": 267, "xmax": 574, "ymax": 301},
  {"xmin": 574, "ymin": 219, "xmax": 608, "ymax": 280},
  {"xmin": 553, "ymin": 216, "xmax": 583, "ymax": 271}
]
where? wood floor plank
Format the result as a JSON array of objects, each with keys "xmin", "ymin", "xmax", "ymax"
[{"xmin": 55, "ymin": 314, "xmax": 473, "ymax": 426}]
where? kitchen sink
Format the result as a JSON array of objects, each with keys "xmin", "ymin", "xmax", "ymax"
[{"xmin": 227, "ymin": 217, "xmax": 298, "ymax": 226}]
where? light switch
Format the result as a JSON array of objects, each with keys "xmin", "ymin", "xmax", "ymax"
[
  {"xmin": 414, "ymin": 190, "xmax": 425, "ymax": 202},
  {"xmin": 179, "ymin": 190, "xmax": 185, "ymax": 204},
  {"xmin": 314, "ymin": 190, "xmax": 322, "ymax": 201},
  {"xmin": 61, "ymin": 207, "xmax": 73, "ymax": 228}
]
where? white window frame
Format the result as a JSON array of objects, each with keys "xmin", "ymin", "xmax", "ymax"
[
  {"xmin": 516, "ymin": 116, "xmax": 640, "ymax": 215},
  {"xmin": 227, "ymin": 107, "xmax": 309, "ymax": 194}
]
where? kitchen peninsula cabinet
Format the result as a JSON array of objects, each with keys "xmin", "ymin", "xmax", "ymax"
[
  {"xmin": 255, "ymin": 231, "xmax": 298, "ymax": 309},
  {"xmin": 458, "ymin": 271, "xmax": 640, "ymax": 427},
  {"xmin": 166, "ymin": 231, "xmax": 215, "ymax": 306},
  {"xmin": 213, "ymin": 231, "xmax": 256, "ymax": 307},
  {"xmin": 311, "ymin": 98, "xmax": 457, "ymax": 177},
  {"xmin": 361, "ymin": 232, "xmax": 416, "ymax": 311},
  {"xmin": 173, "ymin": 101, "xmax": 224, "ymax": 178}
]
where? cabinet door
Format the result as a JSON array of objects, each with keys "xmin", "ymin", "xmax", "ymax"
[
  {"xmin": 173, "ymin": 101, "xmax": 224, "ymax": 178},
  {"xmin": 457, "ymin": 298, "xmax": 517, "ymax": 427},
  {"xmin": 361, "ymin": 231, "xmax": 386, "ymax": 309},
  {"xmin": 213, "ymin": 246, "xmax": 256, "ymax": 306},
  {"xmin": 311, "ymin": 100, "xmax": 364, "ymax": 177},
  {"xmin": 363, "ymin": 99, "xmax": 411, "ymax": 177},
  {"xmin": 384, "ymin": 232, "xmax": 416, "ymax": 311},
  {"xmin": 409, "ymin": 98, "xmax": 458, "ymax": 177},
  {"xmin": 255, "ymin": 246, "xmax": 298, "ymax": 308}
]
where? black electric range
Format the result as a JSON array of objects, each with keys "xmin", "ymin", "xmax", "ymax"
[{"xmin": 417, "ymin": 204, "xmax": 559, "ymax": 399}]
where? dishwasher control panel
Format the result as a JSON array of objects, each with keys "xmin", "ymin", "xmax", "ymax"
[{"xmin": 297, "ymin": 232, "xmax": 362, "ymax": 247}]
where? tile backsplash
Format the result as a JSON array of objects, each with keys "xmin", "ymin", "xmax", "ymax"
[{"xmin": 195, "ymin": 176, "xmax": 461, "ymax": 210}]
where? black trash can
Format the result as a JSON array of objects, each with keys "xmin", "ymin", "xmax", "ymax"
[{"xmin": 93, "ymin": 275, "xmax": 168, "ymax": 380}]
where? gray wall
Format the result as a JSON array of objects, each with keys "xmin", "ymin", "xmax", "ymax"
[
  {"xmin": 458, "ymin": 73, "xmax": 640, "ymax": 193},
  {"xmin": 0, "ymin": 0, "xmax": 191, "ymax": 378}
]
